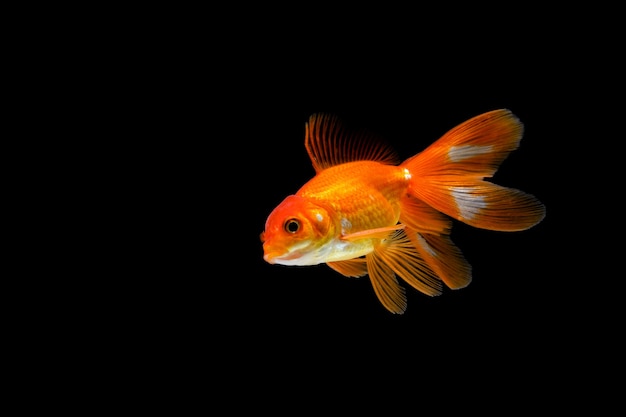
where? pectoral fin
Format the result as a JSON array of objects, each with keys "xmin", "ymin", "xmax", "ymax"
[
  {"xmin": 365, "ymin": 229, "xmax": 444, "ymax": 314},
  {"xmin": 372, "ymin": 229, "xmax": 442, "ymax": 297},
  {"xmin": 341, "ymin": 224, "xmax": 405, "ymax": 241},
  {"xmin": 366, "ymin": 253, "xmax": 407, "ymax": 314}
]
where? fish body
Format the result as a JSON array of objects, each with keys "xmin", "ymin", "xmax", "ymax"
[{"xmin": 261, "ymin": 110, "xmax": 545, "ymax": 314}]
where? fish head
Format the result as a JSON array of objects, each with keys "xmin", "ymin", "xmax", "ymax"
[{"xmin": 261, "ymin": 195, "xmax": 335, "ymax": 266}]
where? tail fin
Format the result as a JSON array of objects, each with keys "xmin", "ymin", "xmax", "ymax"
[{"xmin": 401, "ymin": 109, "xmax": 546, "ymax": 231}]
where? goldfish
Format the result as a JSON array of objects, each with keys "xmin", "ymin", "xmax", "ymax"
[{"xmin": 261, "ymin": 109, "xmax": 546, "ymax": 314}]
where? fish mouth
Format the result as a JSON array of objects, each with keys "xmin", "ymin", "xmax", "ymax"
[
  {"xmin": 263, "ymin": 249, "xmax": 301, "ymax": 264},
  {"xmin": 264, "ymin": 252, "xmax": 278, "ymax": 264}
]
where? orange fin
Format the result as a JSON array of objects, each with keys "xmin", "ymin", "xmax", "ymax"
[
  {"xmin": 341, "ymin": 224, "xmax": 405, "ymax": 241},
  {"xmin": 327, "ymin": 258, "xmax": 368, "ymax": 278},
  {"xmin": 365, "ymin": 251, "xmax": 407, "ymax": 314},
  {"xmin": 399, "ymin": 195, "xmax": 452, "ymax": 234},
  {"xmin": 404, "ymin": 109, "xmax": 525, "ymax": 177},
  {"xmin": 399, "ymin": 197, "xmax": 471, "ymax": 289},
  {"xmin": 370, "ymin": 229, "xmax": 442, "ymax": 299},
  {"xmin": 402, "ymin": 109, "xmax": 546, "ymax": 231},
  {"xmin": 446, "ymin": 182, "xmax": 545, "ymax": 231},
  {"xmin": 305, "ymin": 113, "xmax": 400, "ymax": 173},
  {"xmin": 406, "ymin": 229, "xmax": 472, "ymax": 290}
]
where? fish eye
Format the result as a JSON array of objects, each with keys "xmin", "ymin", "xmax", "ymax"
[{"xmin": 284, "ymin": 218, "xmax": 300, "ymax": 234}]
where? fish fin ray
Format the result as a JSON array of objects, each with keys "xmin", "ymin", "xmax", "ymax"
[
  {"xmin": 450, "ymin": 182, "xmax": 545, "ymax": 231},
  {"xmin": 327, "ymin": 258, "xmax": 368, "ymax": 278},
  {"xmin": 373, "ymin": 230, "xmax": 442, "ymax": 297},
  {"xmin": 411, "ymin": 181, "xmax": 545, "ymax": 231},
  {"xmin": 365, "ymin": 252, "xmax": 407, "ymax": 314},
  {"xmin": 305, "ymin": 113, "xmax": 399, "ymax": 172},
  {"xmin": 402, "ymin": 109, "xmax": 546, "ymax": 231},
  {"xmin": 399, "ymin": 195, "xmax": 452, "ymax": 234},
  {"xmin": 403, "ymin": 108, "xmax": 524, "ymax": 177},
  {"xmin": 407, "ymin": 230, "xmax": 472, "ymax": 289}
]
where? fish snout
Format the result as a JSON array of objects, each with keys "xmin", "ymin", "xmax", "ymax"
[
  {"xmin": 263, "ymin": 252, "xmax": 277, "ymax": 264},
  {"xmin": 263, "ymin": 243, "xmax": 281, "ymax": 264}
]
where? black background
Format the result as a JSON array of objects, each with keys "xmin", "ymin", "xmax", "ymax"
[{"xmin": 55, "ymin": 13, "xmax": 619, "ymax": 411}]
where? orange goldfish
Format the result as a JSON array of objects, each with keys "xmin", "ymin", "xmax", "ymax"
[{"xmin": 261, "ymin": 109, "xmax": 546, "ymax": 314}]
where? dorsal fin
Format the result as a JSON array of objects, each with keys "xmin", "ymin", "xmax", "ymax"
[{"xmin": 304, "ymin": 113, "xmax": 399, "ymax": 173}]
